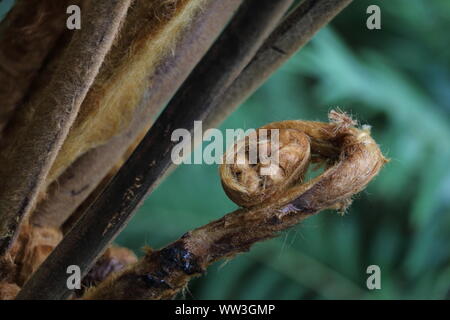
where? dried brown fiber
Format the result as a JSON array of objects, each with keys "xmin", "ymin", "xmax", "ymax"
[
  {"xmin": 0, "ymin": 224, "xmax": 61, "ymax": 299},
  {"xmin": 10, "ymin": 224, "xmax": 62, "ymax": 287},
  {"xmin": 0, "ymin": 282, "xmax": 19, "ymax": 300}
]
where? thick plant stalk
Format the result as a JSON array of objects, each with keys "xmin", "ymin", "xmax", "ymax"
[
  {"xmin": 0, "ymin": 0, "xmax": 132, "ymax": 256},
  {"xmin": 206, "ymin": 0, "xmax": 354, "ymax": 128},
  {"xmin": 45, "ymin": 0, "xmax": 213, "ymax": 184},
  {"xmin": 30, "ymin": 0, "xmax": 244, "ymax": 229},
  {"xmin": 0, "ymin": 0, "xmax": 82, "ymax": 135},
  {"xmin": 16, "ymin": 0, "xmax": 294, "ymax": 300},
  {"xmin": 83, "ymin": 112, "xmax": 387, "ymax": 300}
]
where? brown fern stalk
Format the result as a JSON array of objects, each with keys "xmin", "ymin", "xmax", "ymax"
[{"xmin": 0, "ymin": 0, "xmax": 133, "ymax": 256}]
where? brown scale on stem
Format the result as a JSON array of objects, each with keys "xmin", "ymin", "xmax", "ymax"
[{"xmin": 83, "ymin": 111, "xmax": 387, "ymax": 300}]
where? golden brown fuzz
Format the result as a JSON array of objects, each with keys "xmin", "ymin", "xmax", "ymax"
[
  {"xmin": 0, "ymin": 224, "xmax": 62, "ymax": 299},
  {"xmin": 47, "ymin": 0, "xmax": 208, "ymax": 184},
  {"xmin": 9, "ymin": 224, "xmax": 62, "ymax": 286},
  {"xmin": 0, "ymin": 282, "xmax": 20, "ymax": 300}
]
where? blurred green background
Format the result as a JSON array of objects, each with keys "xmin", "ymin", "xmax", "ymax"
[{"xmin": 2, "ymin": 0, "xmax": 450, "ymax": 299}]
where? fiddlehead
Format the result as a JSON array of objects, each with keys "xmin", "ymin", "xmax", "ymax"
[
  {"xmin": 83, "ymin": 110, "xmax": 387, "ymax": 300},
  {"xmin": 221, "ymin": 110, "xmax": 387, "ymax": 214},
  {"xmin": 220, "ymin": 127, "xmax": 311, "ymax": 207}
]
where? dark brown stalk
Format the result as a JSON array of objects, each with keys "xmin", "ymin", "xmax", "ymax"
[
  {"xmin": 30, "ymin": 0, "xmax": 244, "ymax": 229},
  {"xmin": 16, "ymin": 0, "xmax": 294, "ymax": 300},
  {"xmin": 205, "ymin": 0, "xmax": 354, "ymax": 128},
  {"xmin": 0, "ymin": 0, "xmax": 132, "ymax": 256},
  {"xmin": 83, "ymin": 113, "xmax": 387, "ymax": 300},
  {"xmin": 0, "ymin": 0, "xmax": 83, "ymax": 135}
]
